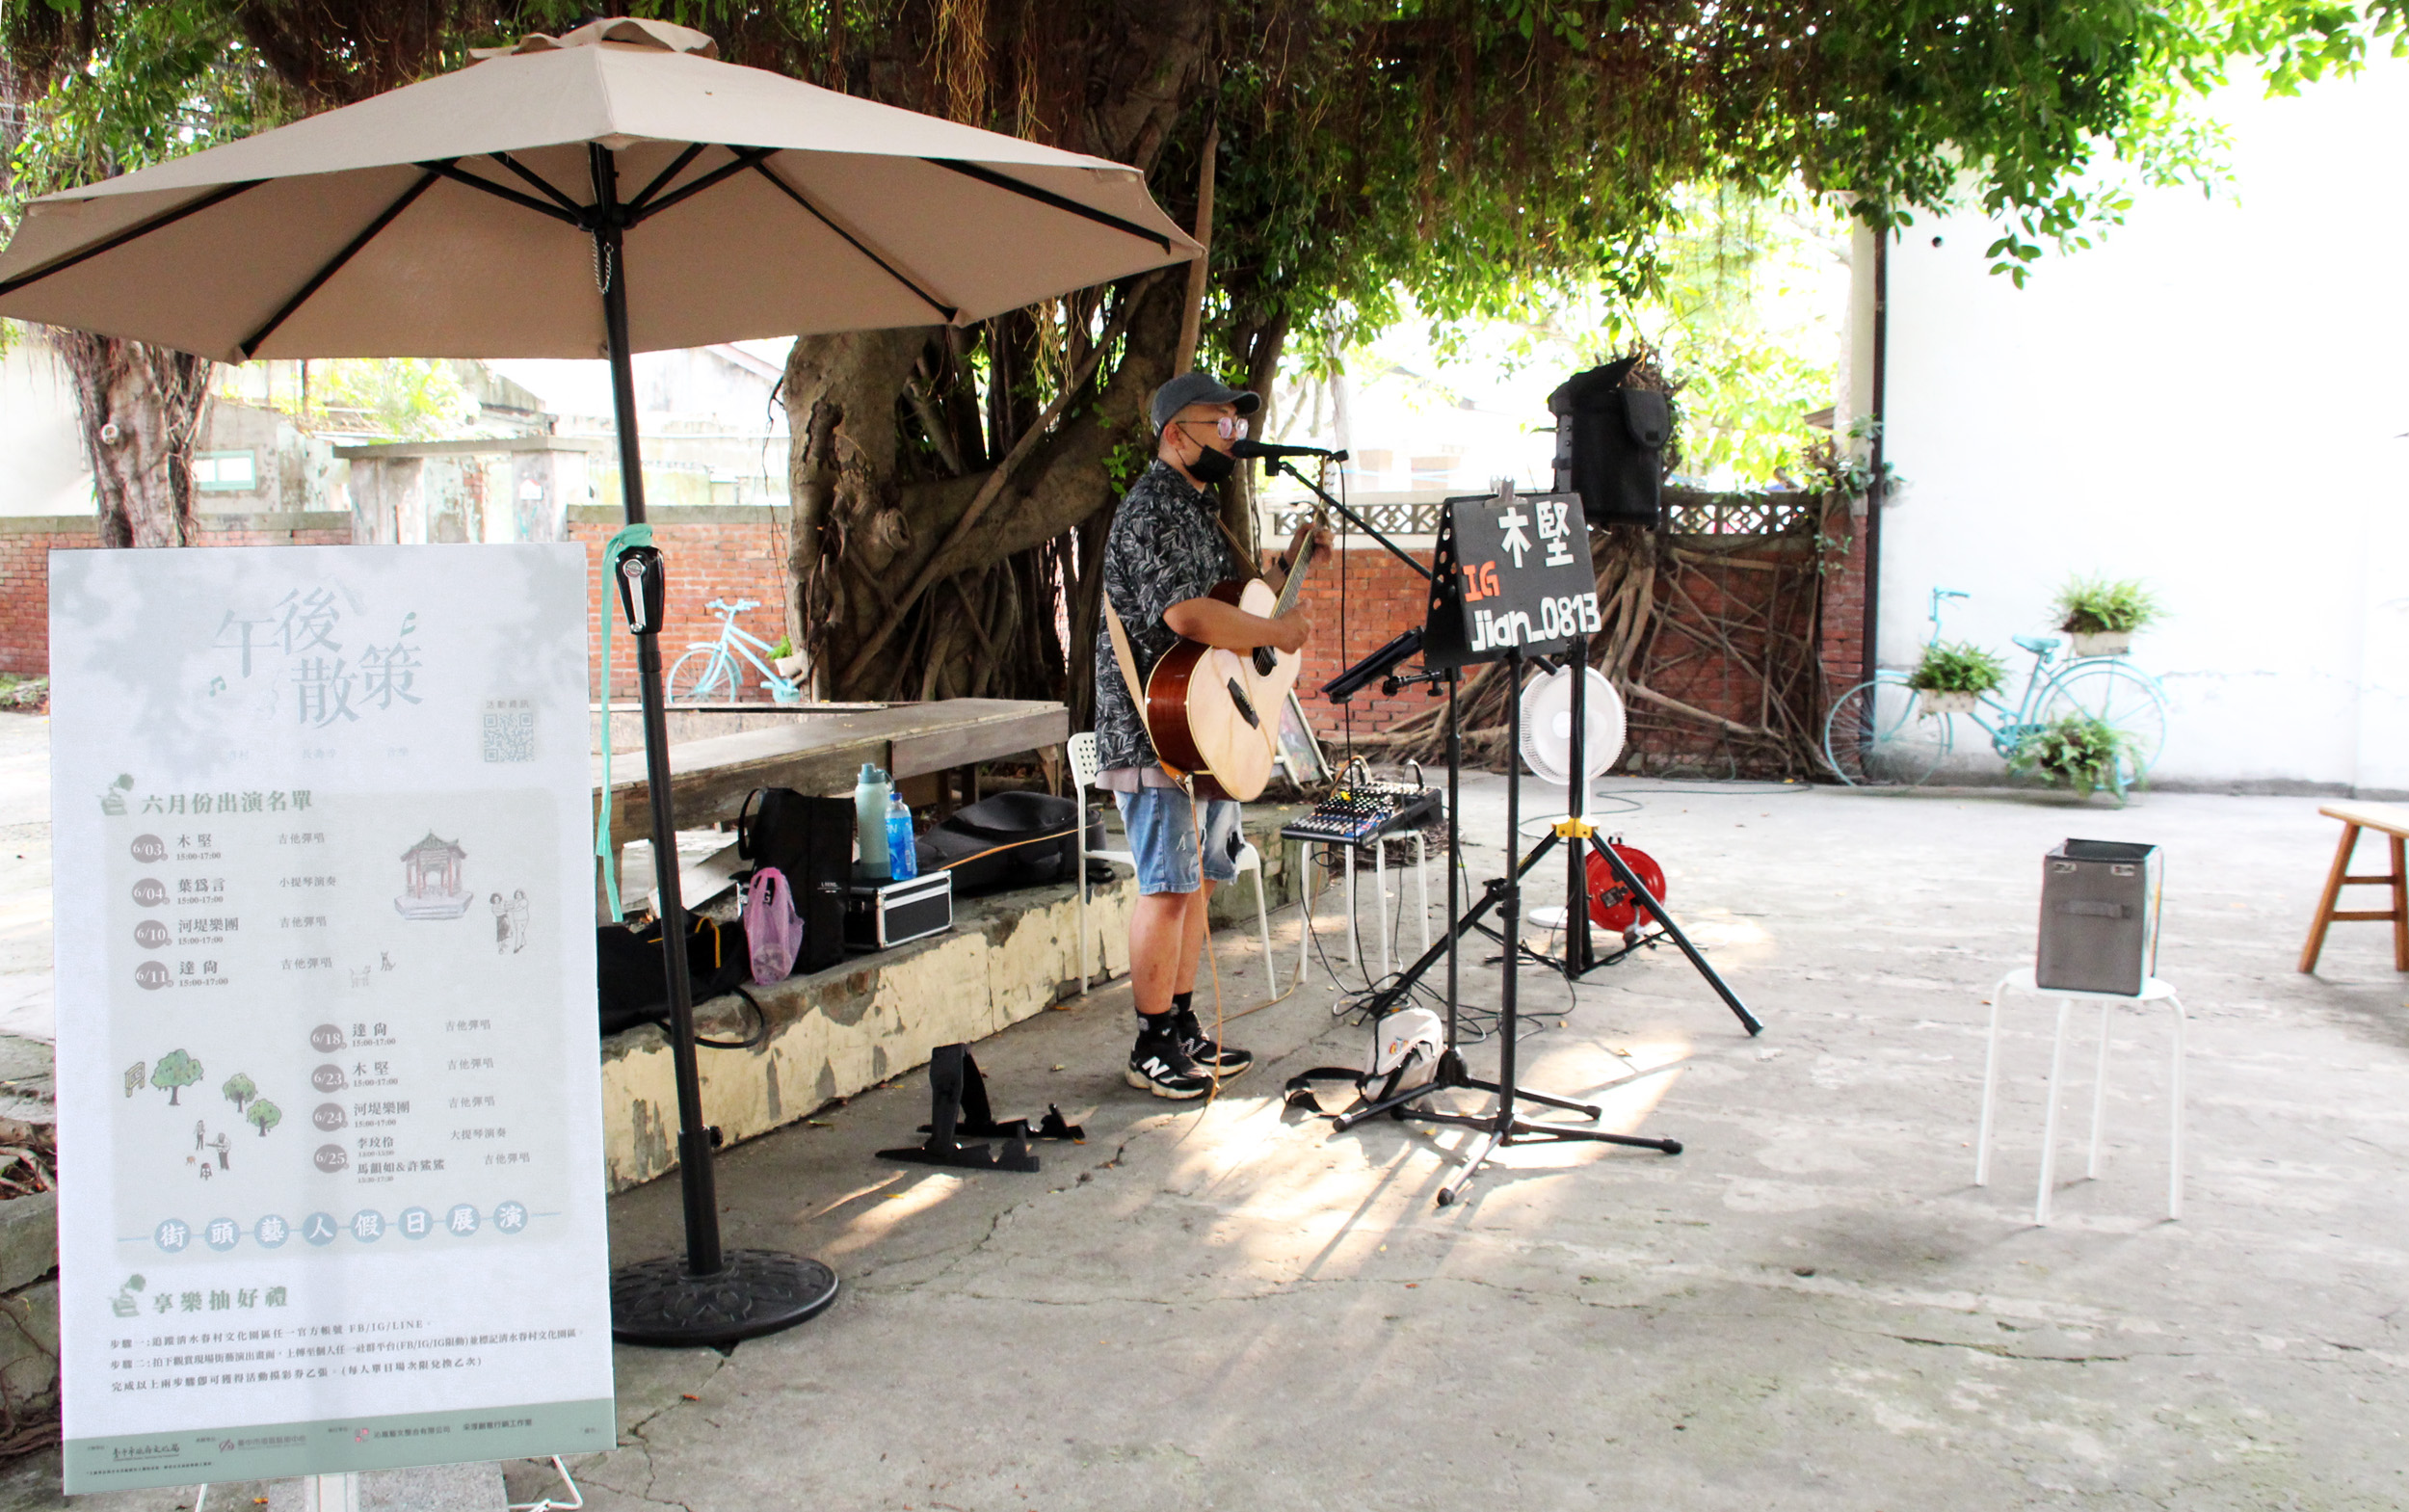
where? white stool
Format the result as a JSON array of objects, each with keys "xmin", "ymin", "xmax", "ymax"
[
  {"xmin": 1295, "ymin": 830, "xmax": 1431, "ymax": 985},
  {"xmin": 1974, "ymin": 967, "xmax": 2187, "ymax": 1225}
]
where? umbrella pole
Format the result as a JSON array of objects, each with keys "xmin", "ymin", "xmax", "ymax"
[{"xmin": 592, "ymin": 146, "xmax": 836, "ymax": 1346}]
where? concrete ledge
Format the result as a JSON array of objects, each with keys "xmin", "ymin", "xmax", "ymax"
[
  {"xmin": 600, "ymin": 874, "xmax": 1139, "ymax": 1192},
  {"xmin": 596, "ymin": 806, "xmax": 1317, "ymax": 1192}
]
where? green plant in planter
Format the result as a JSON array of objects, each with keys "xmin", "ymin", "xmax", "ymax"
[
  {"xmin": 2053, "ymin": 575, "xmax": 2162, "ymax": 636},
  {"xmin": 2010, "ymin": 711, "xmax": 2138, "ymax": 803},
  {"xmin": 1909, "ymin": 641, "xmax": 2008, "ymax": 695}
]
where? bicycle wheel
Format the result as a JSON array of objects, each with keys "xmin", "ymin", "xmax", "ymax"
[
  {"xmin": 666, "ymin": 649, "xmax": 729, "ymax": 704},
  {"xmin": 2037, "ymin": 661, "xmax": 2169, "ymax": 776},
  {"xmin": 1823, "ymin": 675, "xmax": 1952, "ymax": 786}
]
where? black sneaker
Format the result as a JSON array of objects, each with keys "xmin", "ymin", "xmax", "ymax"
[
  {"xmin": 1173, "ymin": 1007, "xmax": 1254, "ymax": 1080},
  {"xmin": 1126, "ymin": 1029, "xmax": 1214, "ymax": 1100}
]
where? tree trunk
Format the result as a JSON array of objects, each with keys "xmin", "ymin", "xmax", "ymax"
[
  {"xmin": 51, "ymin": 332, "xmax": 211, "ymax": 548},
  {"xmin": 790, "ymin": 273, "xmax": 1192, "ymax": 703},
  {"xmin": 782, "ymin": 327, "xmax": 940, "ymax": 696}
]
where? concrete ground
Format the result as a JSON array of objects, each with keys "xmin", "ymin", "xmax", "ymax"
[{"xmin": 6, "ymin": 725, "xmax": 2407, "ymax": 1508}]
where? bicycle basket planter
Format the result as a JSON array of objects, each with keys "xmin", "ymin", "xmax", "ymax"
[
  {"xmin": 1908, "ymin": 641, "xmax": 2005, "ymax": 718},
  {"xmin": 2068, "ymin": 629, "xmax": 2131, "ymax": 657},
  {"xmin": 2054, "ymin": 575, "xmax": 2159, "ymax": 658}
]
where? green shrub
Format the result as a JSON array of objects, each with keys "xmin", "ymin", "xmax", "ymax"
[
  {"xmin": 1909, "ymin": 641, "xmax": 2008, "ymax": 695},
  {"xmin": 2010, "ymin": 712, "xmax": 2138, "ymax": 803},
  {"xmin": 769, "ymin": 635, "xmax": 795, "ymax": 661},
  {"xmin": 2054, "ymin": 575, "xmax": 2162, "ymax": 635}
]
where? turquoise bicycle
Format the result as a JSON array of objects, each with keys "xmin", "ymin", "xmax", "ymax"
[
  {"xmin": 667, "ymin": 597, "xmax": 804, "ymax": 704},
  {"xmin": 1823, "ymin": 587, "xmax": 2170, "ymax": 788}
]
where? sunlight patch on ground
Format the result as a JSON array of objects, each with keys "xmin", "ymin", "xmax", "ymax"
[{"xmin": 820, "ymin": 1170, "xmax": 962, "ymax": 1256}]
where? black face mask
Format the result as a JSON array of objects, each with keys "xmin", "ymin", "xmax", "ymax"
[{"xmin": 1185, "ymin": 439, "xmax": 1236, "ymax": 486}]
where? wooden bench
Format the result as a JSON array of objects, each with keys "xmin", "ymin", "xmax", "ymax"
[
  {"xmin": 591, "ymin": 699, "xmax": 1069, "ymax": 852},
  {"xmin": 2298, "ymin": 802, "xmax": 2409, "ymax": 972}
]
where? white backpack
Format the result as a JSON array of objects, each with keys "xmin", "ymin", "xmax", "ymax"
[
  {"xmin": 1281, "ymin": 1006, "xmax": 1445, "ymax": 1115},
  {"xmin": 1369, "ymin": 1008, "xmax": 1444, "ymax": 1097}
]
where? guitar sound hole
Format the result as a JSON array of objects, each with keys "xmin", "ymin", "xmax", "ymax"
[{"xmin": 1252, "ymin": 647, "xmax": 1278, "ymax": 676}]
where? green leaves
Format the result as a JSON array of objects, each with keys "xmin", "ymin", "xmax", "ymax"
[
  {"xmin": 2053, "ymin": 573, "xmax": 2164, "ymax": 634},
  {"xmin": 2011, "ymin": 710, "xmax": 2141, "ymax": 802},
  {"xmin": 1910, "ymin": 640, "xmax": 2011, "ymax": 695}
]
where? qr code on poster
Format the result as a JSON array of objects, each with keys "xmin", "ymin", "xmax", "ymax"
[{"xmin": 482, "ymin": 701, "xmax": 535, "ymax": 763}]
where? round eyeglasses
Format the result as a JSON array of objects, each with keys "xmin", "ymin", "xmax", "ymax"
[{"xmin": 1177, "ymin": 415, "xmax": 1251, "ymax": 440}]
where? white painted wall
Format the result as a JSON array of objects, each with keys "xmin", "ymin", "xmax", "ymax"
[
  {"xmin": 0, "ymin": 342, "xmax": 96, "ymax": 517},
  {"xmin": 1875, "ymin": 58, "xmax": 2409, "ymax": 793}
]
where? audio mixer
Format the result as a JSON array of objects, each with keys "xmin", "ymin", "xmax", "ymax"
[{"xmin": 1281, "ymin": 783, "xmax": 1443, "ymax": 846}]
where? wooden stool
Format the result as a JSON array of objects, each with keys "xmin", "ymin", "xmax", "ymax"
[{"xmin": 2298, "ymin": 802, "xmax": 2409, "ymax": 972}]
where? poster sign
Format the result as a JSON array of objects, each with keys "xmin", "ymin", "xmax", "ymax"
[
  {"xmin": 49, "ymin": 544, "xmax": 613, "ymax": 1492},
  {"xmin": 1421, "ymin": 491, "xmax": 1601, "ymax": 669}
]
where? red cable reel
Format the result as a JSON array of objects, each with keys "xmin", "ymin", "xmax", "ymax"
[{"xmin": 1583, "ymin": 842, "xmax": 1667, "ymax": 936}]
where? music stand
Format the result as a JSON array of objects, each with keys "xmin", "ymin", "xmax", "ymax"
[{"xmin": 1332, "ymin": 486, "xmax": 1697, "ymax": 1205}]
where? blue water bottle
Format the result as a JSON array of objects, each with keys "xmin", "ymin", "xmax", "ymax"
[{"xmin": 885, "ymin": 792, "xmax": 918, "ymax": 881}]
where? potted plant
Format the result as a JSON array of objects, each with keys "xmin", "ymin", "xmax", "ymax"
[
  {"xmin": 2053, "ymin": 575, "xmax": 2161, "ymax": 657},
  {"xmin": 769, "ymin": 635, "xmax": 805, "ymax": 681},
  {"xmin": 1908, "ymin": 641, "xmax": 2007, "ymax": 716},
  {"xmin": 2009, "ymin": 711, "xmax": 2138, "ymax": 804}
]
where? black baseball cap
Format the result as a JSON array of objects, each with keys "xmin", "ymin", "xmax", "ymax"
[{"xmin": 1151, "ymin": 372, "xmax": 1261, "ymax": 434}]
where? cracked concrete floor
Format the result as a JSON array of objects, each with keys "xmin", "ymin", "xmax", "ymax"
[{"xmin": 17, "ymin": 775, "xmax": 2409, "ymax": 1510}]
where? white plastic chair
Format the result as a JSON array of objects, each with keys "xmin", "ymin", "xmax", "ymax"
[
  {"xmin": 1974, "ymin": 967, "xmax": 2188, "ymax": 1225},
  {"xmin": 1067, "ymin": 731, "xmax": 1277, "ymax": 996}
]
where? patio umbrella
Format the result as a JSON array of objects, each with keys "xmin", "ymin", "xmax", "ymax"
[{"xmin": 0, "ymin": 14, "xmax": 1199, "ymax": 1346}]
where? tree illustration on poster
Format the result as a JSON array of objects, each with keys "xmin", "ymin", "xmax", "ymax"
[{"xmin": 149, "ymin": 1050, "xmax": 200, "ymax": 1105}]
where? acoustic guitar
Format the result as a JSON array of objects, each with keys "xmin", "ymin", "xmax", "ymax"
[{"xmin": 1143, "ymin": 510, "xmax": 1325, "ymax": 802}]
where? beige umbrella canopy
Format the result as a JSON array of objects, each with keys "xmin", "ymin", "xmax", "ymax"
[
  {"xmin": 0, "ymin": 15, "xmax": 1201, "ymax": 1347},
  {"xmin": 0, "ymin": 15, "xmax": 1199, "ymax": 359}
]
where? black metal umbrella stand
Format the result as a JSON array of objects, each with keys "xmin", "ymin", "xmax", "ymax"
[{"xmin": 581, "ymin": 145, "xmax": 836, "ymax": 1346}]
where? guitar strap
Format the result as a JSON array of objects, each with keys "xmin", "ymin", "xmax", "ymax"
[{"xmin": 1099, "ymin": 590, "xmax": 1192, "ymax": 791}]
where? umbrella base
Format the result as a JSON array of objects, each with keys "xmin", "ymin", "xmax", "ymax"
[{"xmin": 610, "ymin": 1249, "xmax": 838, "ymax": 1347}]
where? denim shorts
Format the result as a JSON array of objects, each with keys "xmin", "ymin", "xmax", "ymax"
[{"xmin": 1114, "ymin": 786, "xmax": 1240, "ymax": 895}]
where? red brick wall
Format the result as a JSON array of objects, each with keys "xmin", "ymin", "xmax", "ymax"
[
  {"xmin": 0, "ymin": 512, "xmax": 792, "ymax": 699},
  {"xmin": 1285, "ymin": 522, "xmax": 1864, "ymax": 774},
  {"xmin": 0, "ymin": 517, "xmax": 353, "ymax": 677},
  {"xmin": 567, "ymin": 512, "xmax": 793, "ymax": 699},
  {"xmin": 1290, "ymin": 540, "xmax": 1443, "ymax": 739},
  {"xmin": 1817, "ymin": 509, "xmax": 1869, "ymax": 691}
]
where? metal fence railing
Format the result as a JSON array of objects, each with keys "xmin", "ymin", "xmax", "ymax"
[{"xmin": 1269, "ymin": 488, "xmax": 1818, "ymax": 544}]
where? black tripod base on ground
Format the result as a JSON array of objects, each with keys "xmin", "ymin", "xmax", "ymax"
[
  {"xmin": 611, "ymin": 1250, "xmax": 841, "ymax": 1346},
  {"xmin": 1333, "ymin": 1042, "xmax": 1682, "ymax": 1206}
]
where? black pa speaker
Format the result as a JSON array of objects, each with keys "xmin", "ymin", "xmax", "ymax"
[{"xmin": 1549, "ymin": 361, "xmax": 1672, "ymax": 527}]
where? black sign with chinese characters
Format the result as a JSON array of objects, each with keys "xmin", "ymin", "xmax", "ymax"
[{"xmin": 1421, "ymin": 491, "xmax": 1600, "ymax": 668}]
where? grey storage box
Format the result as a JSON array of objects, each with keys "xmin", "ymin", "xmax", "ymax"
[{"xmin": 2036, "ymin": 838, "xmax": 2162, "ymax": 995}]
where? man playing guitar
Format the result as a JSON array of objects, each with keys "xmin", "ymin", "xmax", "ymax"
[{"xmin": 1094, "ymin": 371, "xmax": 1330, "ymax": 1099}]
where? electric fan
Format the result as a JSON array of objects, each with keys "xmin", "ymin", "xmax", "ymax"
[
  {"xmin": 1519, "ymin": 666, "xmax": 1627, "ymax": 933},
  {"xmin": 1518, "ymin": 664, "xmax": 1625, "ymax": 784}
]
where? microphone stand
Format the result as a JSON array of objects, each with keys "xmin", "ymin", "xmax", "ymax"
[{"xmin": 1254, "ymin": 453, "xmax": 1433, "ymax": 584}]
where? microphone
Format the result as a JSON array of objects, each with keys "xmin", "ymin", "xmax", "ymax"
[{"xmin": 1231, "ymin": 438, "xmax": 1347, "ymax": 462}]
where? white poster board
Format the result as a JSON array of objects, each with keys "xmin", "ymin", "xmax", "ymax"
[{"xmin": 48, "ymin": 544, "xmax": 614, "ymax": 1492}]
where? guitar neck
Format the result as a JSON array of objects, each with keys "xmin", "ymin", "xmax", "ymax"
[{"xmin": 1269, "ymin": 511, "xmax": 1323, "ymax": 618}]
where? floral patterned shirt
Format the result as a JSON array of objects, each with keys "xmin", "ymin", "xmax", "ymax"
[{"xmin": 1093, "ymin": 461, "xmax": 1239, "ymax": 773}]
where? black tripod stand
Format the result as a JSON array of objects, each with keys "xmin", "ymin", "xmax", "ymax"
[{"xmin": 1336, "ymin": 647, "xmax": 1687, "ymax": 1204}]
